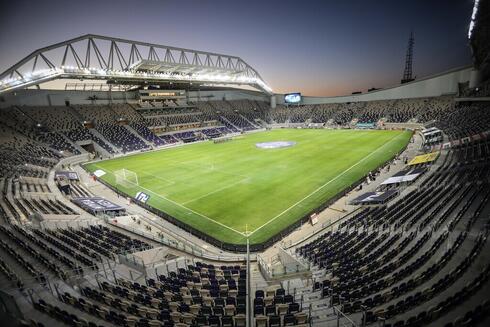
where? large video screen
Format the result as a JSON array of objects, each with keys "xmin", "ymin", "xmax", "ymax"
[{"xmin": 284, "ymin": 93, "xmax": 301, "ymax": 104}]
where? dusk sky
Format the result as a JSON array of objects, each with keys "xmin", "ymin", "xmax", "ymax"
[{"xmin": 0, "ymin": 0, "xmax": 475, "ymax": 96}]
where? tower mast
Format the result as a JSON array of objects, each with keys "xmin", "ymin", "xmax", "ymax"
[{"xmin": 401, "ymin": 31, "xmax": 415, "ymax": 84}]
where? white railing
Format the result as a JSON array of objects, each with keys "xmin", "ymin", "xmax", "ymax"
[{"xmin": 103, "ymin": 215, "xmax": 245, "ymax": 262}]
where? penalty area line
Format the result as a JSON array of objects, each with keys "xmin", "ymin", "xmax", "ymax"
[{"xmin": 91, "ymin": 164, "xmax": 247, "ymax": 237}]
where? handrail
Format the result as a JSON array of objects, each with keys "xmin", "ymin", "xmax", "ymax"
[
  {"xmin": 105, "ymin": 217, "xmax": 245, "ymax": 262},
  {"xmin": 283, "ymin": 207, "xmax": 362, "ymax": 250}
]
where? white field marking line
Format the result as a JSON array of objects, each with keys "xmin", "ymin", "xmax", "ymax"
[
  {"xmin": 182, "ymin": 177, "xmax": 250, "ymax": 205},
  {"xmin": 178, "ymin": 160, "xmax": 250, "ymax": 179},
  {"xmin": 249, "ymin": 132, "xmax": 408, "ymax": 235},
  {"xmin": 118, "ymin": 160, "xmax": 249, "ymax": 203},
  {"xmin": 92, "ymin": 164, "xmax": 246, "ymax": 236},
  {"xmin": 136, "ymin": 169, "xmax": 176, "ymax": 186},
  {"xmin": 151, "ymin": 159, "xmax": 250, "ymax": 182}
]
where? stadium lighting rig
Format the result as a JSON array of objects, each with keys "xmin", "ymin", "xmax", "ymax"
[{"xmin": 0, "ymin": 34, "xmax": 273, "ymax": 95}]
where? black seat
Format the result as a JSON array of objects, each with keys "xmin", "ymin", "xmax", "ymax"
[
  {"xmin": 284, "ymin": 313, "xmax": 296, "ymax": 326},
  {"xmin": 269, "ymin": 315, "xmax": 281, "ymax": 327},
  {"xmin": 254, "ymin": 305, "xmax": 264, "ymax": 316},
  {"xmin": 222, "ymin": 315, "xmax": 234, "ymax": 327},
  {"xmin": 208, "ymin": 315, "xmax": 221, "ymax": 327}
]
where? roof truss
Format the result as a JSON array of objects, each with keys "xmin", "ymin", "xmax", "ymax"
[{"xmin": 0, "ymin": 34, "xmax": 272, "ymax": 95}]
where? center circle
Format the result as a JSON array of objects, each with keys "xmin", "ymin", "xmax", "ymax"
[{"xmin": 255, "ymin": 141, "xmax": 296, "ymax": 149}]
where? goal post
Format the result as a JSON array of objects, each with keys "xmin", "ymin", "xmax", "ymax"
[{"xmin": 115, "ymin": 169, "xmax": 139, "ymax": 188}]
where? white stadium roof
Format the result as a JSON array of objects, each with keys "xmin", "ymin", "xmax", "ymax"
[{"xmin": 0, "ymin": 34, "xmax": 273, "ymax": 95}]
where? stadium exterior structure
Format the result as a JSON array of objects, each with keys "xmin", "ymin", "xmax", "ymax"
[{"xmin": 0, "ymin": 64, "xmax": 477, "ymax": 109}]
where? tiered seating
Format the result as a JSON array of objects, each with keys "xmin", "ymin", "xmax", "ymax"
[
  {"xmin": 56, "ymin": 179, "xmax": 92, "ymax": 198},
  {"xmin": 0, "ymin": 225, "xmax": 74, "ymax": 280},
  {"xmin": 159, "ymin": 134, "xmax": 179, "ymax": 144},
  {"xmin": 1, "ymin": 91, "xmax": 490, "ymax": 327},
  {"xmin": 19, "ymin": 106, "xmax": 82, "ymax": 131},
  {"xmin": 269, "ymin": 105, "xmax": 315, "ymax": 124},
  {"xmin": 64, "ymin": 127, "xmax": 115, "ymax": 154},
  {"xmin": 0, "ymin": 107, "xmax": 79, "ymax": 155},
  {"xmin": 228, "ymin": 100, "xmax": 267, "ymax": 122},
  {"xmin": 357, "ymin": 100, "xmax": 396, "ymax": 123},
  {"xmin": 295, "ymin": 138, "xmax": 490, "ymax": 326},
  {"xmin": 32, "ymin": 229, "xmax": 98, "ymax": 269},
  {"xmin": 0, "ymin": 228, "xmax": 45, "ymax": 284},
  {"xmin": 194, "ymin": 101, "xmax": 256, "ymax": 131},
  {"xmin": 110, "ymin": 104, "xmax": 143, "ymax": 122},
  {"xmin": 65, "ymin": 225, "xmax": 153, "ymax": 256},
  {"xmin": 96, "ymin": 123, "xmax": 148, "ymax": 152},
  {"xmin": 46, "ymin": 262, "xmax": 250, "ymax": 327},
  {"xmin": 43, "ymin": 228, "xmax": 104, "ymax": 262},
  {"xmin": 0, "ymin": 126, "xmax": 61, "ymax": 178},
  {"xmin": 155, "ymin": 113, "xmax": 204, "ymax": 126},
  {"xmin": 435, "ymin": 103, "xmax": 490, "ymax": 140},
  {"xmin": 26, "ymin": 197, "xmax": 77, "ymax": 215},
  {"xmin": 74, "ymin": 105, "xmax": 117, "ymax": 123},
  {"xmin": 310, "ymin": 103, "xmax": 340, "ymax": 124},
  {"xmin": 253, "ymin": 287, "xmax": 309, "ymax": 327},
  {"xmin": 32, "ymin": 297, "xmax": 106, "ymax": 327},
  {"xmin": 333, "ymin": 102, "xmax": 364, "ymax": 125},
  {"xmin": 130, "ymin": 122, "xmax": 167, "ymax": 146},
  {"xmin": 173, "ymin": 131, "xmax": 198, "ymax": 142},
  {"xmin": 36, "ymin": 132, "xmax": 80, "ymax": 155},
  {"xmin": 201, "ymin": 128, "xmax": 227, "ymax": 138}
]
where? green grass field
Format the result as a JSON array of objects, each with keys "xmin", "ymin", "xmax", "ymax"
[{"xmin": 84, "ymin": 129, "xmax": 412, "ymax": 245}]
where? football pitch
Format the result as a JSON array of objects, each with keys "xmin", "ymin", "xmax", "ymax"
[{"xmin": 84, "ymin": 129, "xmax": 412, "ymax": 245}]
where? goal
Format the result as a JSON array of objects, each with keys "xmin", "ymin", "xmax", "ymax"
[{"xmin": 115, "ymin": 169, "xmax": 139, "ymax": 188}]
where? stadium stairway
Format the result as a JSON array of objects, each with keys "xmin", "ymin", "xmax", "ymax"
[
  {"xmin": 239, "ymin": 113, "xmax": 261, "ymax": 129},
  {"xmin": 124, "ymin": 124, "xmax": 154, "ymax": 148},
  {"xmin": 88, "ymin": 128, "xmax": 120, "ymax": 154},
  {"xmin": 10, "ymin": 293, "xmax": 70, "ymax": 327},
  {"xmin": 59, "ymin": 133, "xmax": 86, "ymax": 154},
  {"xmin": 68, "ymin": 105, "xmax": 88, "ymax": 123},
  {"xmin": 219, "ymin": 115, "xmax": 241, "ymax": 131},
  {"xmin": 5, "ymin": 180, "xmax": 28, "ymax": 223}
]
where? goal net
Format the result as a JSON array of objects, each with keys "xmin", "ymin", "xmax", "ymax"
[{"xmin": 115, "ymin": 169, "xmax": 139, "ymax": 188}]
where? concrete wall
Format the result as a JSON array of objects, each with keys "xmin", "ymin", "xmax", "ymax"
[
  {"xmin": 186, "ymin": 89, "xmax": 270, "ymax": 102},
  {"xmin": 0, "ymin": 89, "xmax": 138, "ymax": 108},
  {"xmin": 0, "ymin": 88, "xmax": 269, "ymax": 108},
  {"xmin": 275, "ymin": 65, "xmax": 473, "ymax": 105}
]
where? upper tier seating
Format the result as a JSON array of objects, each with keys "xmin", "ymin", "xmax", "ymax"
[
  {"xmin": 95, "ymin": 123, "xmax": 148, "ymax": 153},
  {"xmin": 18, "ymin": 106, "xmax": 83, "ymax": 131},
  {"xmin": 130, "ymin": 122, "xmax": 167, "ymax": 146},
  {"xmin": 64, "ymin": 127, "xmax": 116, "ymax": 154}
]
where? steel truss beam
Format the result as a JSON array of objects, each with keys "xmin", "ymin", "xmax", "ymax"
[{"xmin": 0, "ymin": 34, "xmax": 272, "ymax": 95}]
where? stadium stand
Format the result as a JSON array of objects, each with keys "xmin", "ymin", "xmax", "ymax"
[
  {"xmin": 0, "ymin": 93, "xmax": 489, "ymax": 326},
  {"xmin": 1, "ymin": 4, "xmax": 490, "ymax": 324}
]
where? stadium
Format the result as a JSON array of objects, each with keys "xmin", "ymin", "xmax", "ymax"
[{"xmin": 0, "ymin": 0, "xmax": 489, "ymax": 326}]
